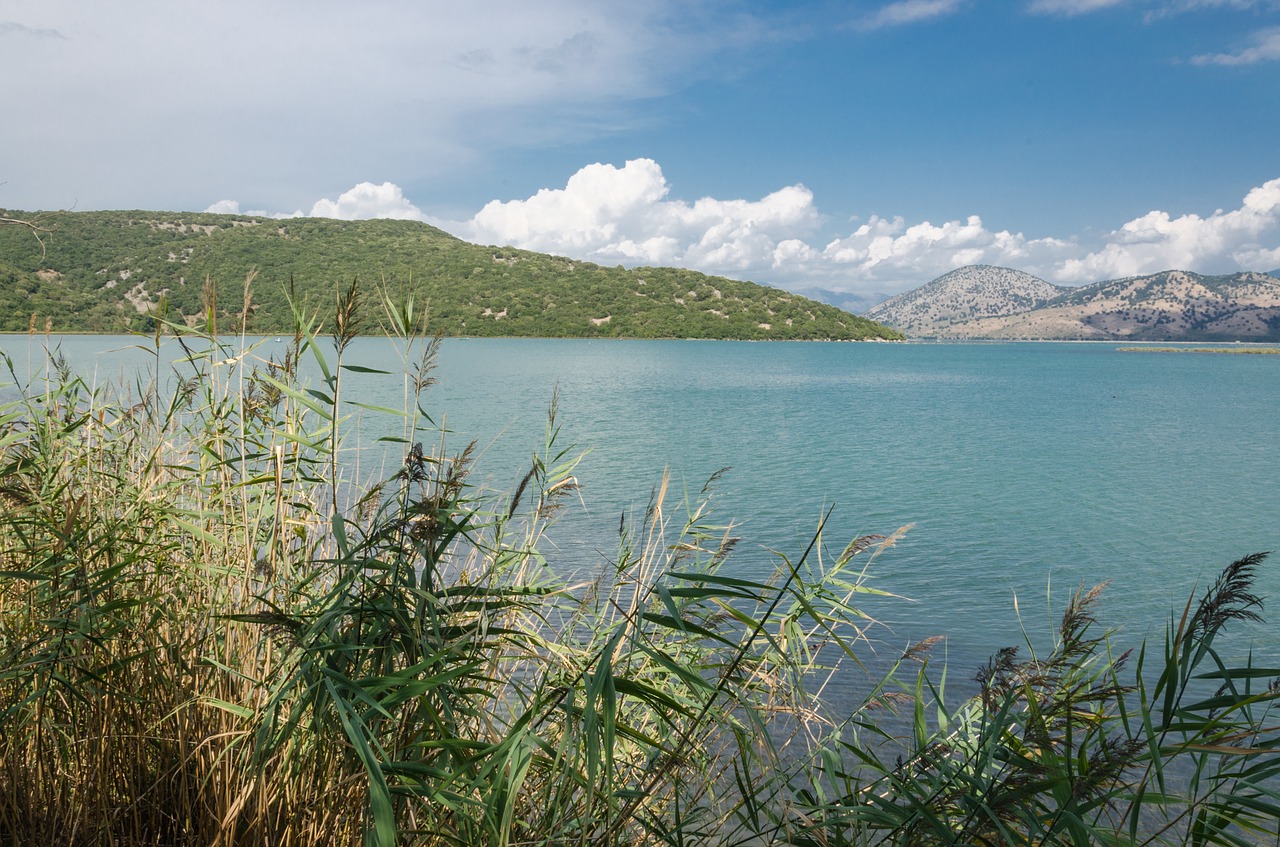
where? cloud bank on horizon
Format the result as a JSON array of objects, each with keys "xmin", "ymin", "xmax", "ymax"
[{"xmin": 208, "ymin": 161, "xmax": 1280, "ymax": 295}]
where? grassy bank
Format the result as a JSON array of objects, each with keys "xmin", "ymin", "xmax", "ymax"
[{"xmin": 2, "ymin": 282, "xmax": 1277, "ymax": 846}]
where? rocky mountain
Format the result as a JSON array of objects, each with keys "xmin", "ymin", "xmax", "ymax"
[
  {"xmin": 871, "ymin": 268, "xmax": 1280, "ymax": 341},
  {"xmin": 864, "ymin": 265, "xmax": 1066, "ymax": 336},
  {"xmin": 960, "ymin": 270, "xmax": 1280, "ymax": 340}
]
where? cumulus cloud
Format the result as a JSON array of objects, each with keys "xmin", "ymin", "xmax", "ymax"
[
  {"xmin": 206, "ymin": 183, "xmax": 430, "ymax": 221},
  {"xmin": 204, "ymin": 200, "xmax": 242, "ymax": 215},
  {"xmin": 309, "ymin": 183, "xmax": 429, "ymax": 221},
  {"xmin": 857, "ymin": 0, "xmax": 966, "ymax": 29},
  {"xmin": 464, "ymin": 158, "xmax": 821, "ymax": 273},
  {"xmin": 457, "ymin": 163, "xmax": 1280, "ymax": 291},
  {"xmin": 210, "ymin": 164, "xmax": 1280, "ymax": 296},
  {"xmin": 452, "ymin": 161, "xmax": 1061, "ymax": 288},
  {"xmin": 1191, "ymin": 27, "xmax": 1280, "ymax": 65},
  {"xmin": 816, "ymin": 215, "xmax": 1074, "ymax": 284},
  {"xmin": 1055, "ymin": 178, "xmax": 1280, "ymax": 281}
]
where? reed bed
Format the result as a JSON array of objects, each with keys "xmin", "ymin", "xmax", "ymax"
[{"xmin": 1, "ymin": 281, "xmax": 1276, "ymax": 846}]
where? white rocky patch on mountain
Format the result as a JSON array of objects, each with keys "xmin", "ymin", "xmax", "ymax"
[
  {"xmin": 865, "ymin": 265, "xmax": 1065, "ymax": 335},
  {"xmin": 869, "ymin": 267, "xmax": 1280, "ymax": 341}
]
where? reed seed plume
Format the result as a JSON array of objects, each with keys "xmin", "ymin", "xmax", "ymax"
[
  {"xmin": 0, "ymin": 278, "xmax": 1275, "ymax": 847},
  {"xmin": 1192, "ymin": 550, "xmax": 1268, "ymax": 637},
  {"xmin": 901, "ymin": 635, "xmax": 943, "ymax": 664}
]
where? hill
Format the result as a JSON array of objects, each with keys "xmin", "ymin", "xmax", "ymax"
[
  {"xmin": 936, "ymin": 270, "xmax": 1280, "ymax": 341},
  {"xmin": 866, "ymin": 265, "xmax": 1280, "ymax": 341},
  {"xmin": 864, "ymin": 265, "xmax": 1066, "ymax": 336},
  {"xmin": 0, "ymin": 210, "xmax": 901, "ymax": 341}
]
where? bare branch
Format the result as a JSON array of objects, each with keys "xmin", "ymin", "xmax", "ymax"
[{"xmin": 0, "ymin": 214, "xmax": 51, "ymax": 261}]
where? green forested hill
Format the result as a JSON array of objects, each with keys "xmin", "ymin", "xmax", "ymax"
[{"xmin": 0, "ymin": 210, "xmax": 901, "ymax": 340}]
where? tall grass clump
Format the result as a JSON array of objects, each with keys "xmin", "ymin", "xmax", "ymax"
[
  {"xmin": 788, "ymin": 557, "xmax": 1280, "ymax": 846},
  {"xmin": 0, "ymin": 276, "xmax": 1277, "ymax": 846},
  {"xmin": 0, "ymin": 279, "xmax": 895, "ymax": 846}
]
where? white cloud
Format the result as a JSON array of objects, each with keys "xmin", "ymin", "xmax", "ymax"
[
  {"xmin": 210, "ymin": 166, "xmax": 1280, "ymax": 296},
  {"xmin": 207, "ymin": 182, "xmax": 432, "ymax": 222},
  {"xmin": 0, "ymin": 1, "xmax": 743, "ymax": 213},
  {"xmin": 308, "ymin": 182, "xmax": 429, "ymax": 221},
  {"xmin": 1154, "ymin": 0, "xmax": 1274, "ymax": 11},
  {"xmin": 1056, "ymin": 178, "xmax": 1280, "ymax": 280},
  {"xmin": 204, "ymin": 200, "xmax": 241, "ymax": 215},
  {"xmin": 466, "ymin": 159, "xmax": 672, "ymax": 253},
  {"xmin": 814, "ymin": 215, "xmax": 1075, "ymax": 286},
  {"xmin": 1191, "ymin": 27, "xmax": 1280, "ymax": 65},
  {"xmin": 462, "ymin": 158, "xmax": 821, "ymax": 273},
  {"xmin": 858, "ymin": 0, "xmax": 966, "ymax": 29},
  {"xmin": 457, "ymin": 163, "xmax": 1280, "ymax": 291},
  {"xmin": 1027, "ymin": 0, "xmax": 1126, "ymax": 15},
  {"xmin": 203, "ymin": 199, "xmax": 303, "ymax": 219},
  {"xmin": 453, "ymin": 159, "xmax": 1080, "ymax": 289},
  {"xmin": 1028, "ymin": 0, "xmax": 1276, "ymax": 16}
]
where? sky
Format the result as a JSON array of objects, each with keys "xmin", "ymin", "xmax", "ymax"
[{"xmin": 3, "ymin": 0, "xmax": 1280, "ymax": 299}]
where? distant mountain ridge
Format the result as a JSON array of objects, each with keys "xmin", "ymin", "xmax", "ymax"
[
  {"xmin": 792, "ymin": 287, "xmax": 892, "ymax": 315},
  {"xmin": 866, "ymin": 265, "xmax": 1280, "ymax": 341},
  {"xmin": 865, "ymin": 266, "xmax": 1067, "ymax": 336}
]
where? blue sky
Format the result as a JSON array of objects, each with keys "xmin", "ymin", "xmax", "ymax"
[{"xmin": 3, "ymin": 0, "xmax": 1279, "ymax": 298}]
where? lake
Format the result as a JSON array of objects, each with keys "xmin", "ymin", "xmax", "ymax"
[{"xmin": 5, "ymin": 335, "xmax": 1278, "ymax": 685}]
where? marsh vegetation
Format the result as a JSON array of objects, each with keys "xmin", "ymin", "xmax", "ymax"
[{"xmin": 1, "ymin": 281, "xmax": 1276, "ymax": 846}]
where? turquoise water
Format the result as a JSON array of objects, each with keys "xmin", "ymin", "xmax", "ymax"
[{"xmin": 6, "ymin": 335, "xmax": 1278, "ymax": 679}]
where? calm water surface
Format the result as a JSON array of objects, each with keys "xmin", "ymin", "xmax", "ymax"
[{"xmin": 6, "ymin": 335, "xmax": 1278, "ymax": 679}]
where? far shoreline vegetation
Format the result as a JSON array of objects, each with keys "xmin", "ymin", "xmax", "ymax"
[
  {"xmin": 1, "ymin": 281, "xmax": 1277, "ymax": 846},
  {"xmin": 1118, "ymin": 345, "xmax": 1280, "ymax": 355}
]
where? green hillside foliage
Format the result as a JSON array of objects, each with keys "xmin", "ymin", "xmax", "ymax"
[{"xmin": 0, "ymin": 210, "xmax": 901, "ymax": 340}]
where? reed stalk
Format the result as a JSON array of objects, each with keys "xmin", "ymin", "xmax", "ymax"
[{"xmin": 0, "ymin": 278, "xmax": 1275, "ymax": 846}]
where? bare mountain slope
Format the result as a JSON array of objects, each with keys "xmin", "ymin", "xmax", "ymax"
[
  {"xmin": 865, "ymin": 265, "xmax": 1065, "ymax": 335},
  {"xmin": 948, "ymin": 270, "xmax": 1280, "ymax": 340}
]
